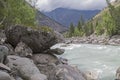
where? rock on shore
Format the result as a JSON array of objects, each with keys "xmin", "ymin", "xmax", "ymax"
[
  {"xmin": 0, "ymin": 25, "xmax": 92, "ymax": 80},
  {"xmin": 5, "ymin": 25, "xmax": 58, "ymax": 53},
  {"xmin": 65, "ymin": 34, "xmax": 120, "ymax": 46}
]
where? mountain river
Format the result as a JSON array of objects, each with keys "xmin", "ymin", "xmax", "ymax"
[{"xmin": 52, "ymin": 43, "xmax": 120, "ymax": 80}]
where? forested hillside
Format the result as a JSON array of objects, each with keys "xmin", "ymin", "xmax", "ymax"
[
  {"xmin": 0, "ymin": 0, "xmax": 36, "ymax": 28},
  {"xmin": 0, "ymin": 0, "xmax": 66, "ymax": 32},
  {"xmin": 66, "ymin": 0, "xmax": 120, "ymax": 37}
]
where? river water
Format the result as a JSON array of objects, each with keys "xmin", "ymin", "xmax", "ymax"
[{"xmin": 52, "ymin": 43, "xmax": 120, "ymax": 80}]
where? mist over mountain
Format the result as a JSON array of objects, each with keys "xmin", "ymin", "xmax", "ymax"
[{"xmin": 43, "ymin": 8, "xmax": 100, "ymax": 27}]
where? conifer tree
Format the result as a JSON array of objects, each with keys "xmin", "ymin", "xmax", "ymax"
[{"xmin": 69, "ymin": 23, "xmax": 75, "ymax": 37}]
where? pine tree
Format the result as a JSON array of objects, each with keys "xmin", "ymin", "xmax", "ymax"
[
  {"xmin": 80, "ymin": 15, "xmax": 84, "ymax": 26},
  {"xmin": 89, "ymin": 22, "xmax": 94, "ymax": 35},
  {"xmin": 69, "ymin": 23, "xmax": 75, "ymax": 37},
  {"xmin": 77, "ymin": 21, "xmax": 82, "ymax": 31}
]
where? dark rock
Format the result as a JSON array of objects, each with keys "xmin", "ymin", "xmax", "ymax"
[
  {"xmin": 0, "ymin": 30, "xmax": 6, "ymax": 45},
  {"xmin": 0, "ymin": 45, "xmax": 9, "ymax": 63},
  {"xmin": 15, "ymin": 42, "xmax": 32, "ymax": 57},
  {"xmin": 45, "ymin": 48, "xmax": 65, "ymax": 55},
  {"xmin": 5, "ymin": 25, "xmax": 59, "ymax": 53},
  {"xmin": 49, "ymin": 64, "xmax": 86, "ymax": 80},
  {"xmin": 6, "ymin": 55, "xmax": 47, "ymax": 80},
  {"xmin": 0, "ymin": 70, "xmax": 11, "ymax": 80}
]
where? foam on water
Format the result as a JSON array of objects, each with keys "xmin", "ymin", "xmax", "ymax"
[
  {"xmin": 51, "ymin": 43, "xmax": 81, "ymax": 50},
  {"xmin": 52, "ymin": 43, "xmax": 120, "ymax": 80}
]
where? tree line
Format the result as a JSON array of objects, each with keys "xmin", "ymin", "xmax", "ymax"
[
  {"xmin": 66, "ymin": 16, "xmax": 94, "ymax": 37},
  {"xmin": 66, "ymin": 0, "xmax": 120, "ymax": 37}
]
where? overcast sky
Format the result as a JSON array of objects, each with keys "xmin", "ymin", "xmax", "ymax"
[{"xmin": 35, "ymin": 0, "xmax": 115, "ymax": 12}]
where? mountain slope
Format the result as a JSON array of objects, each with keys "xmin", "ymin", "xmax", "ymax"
[
  {"xmin": 88, "ymin": 0, "xmax": 120, "ymax": 36},
  {"xmin": 43, "ymin": 8, "xmax": 100, "ymax": 27},
  {"xmin": 36, "ymin": 10, "xmax": 67, "ymax": 33}
]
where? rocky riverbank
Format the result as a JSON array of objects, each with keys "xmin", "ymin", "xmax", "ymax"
[
  {"xmin": 65, "ymin": 34, "xmax": 120, "ymax": 46},
  {"xmin": 0, "ymin": 25, "xmax": 97, "ymax": 80},
  {"xmin": 0, "ymin": 25, "xmax": 120, "ymax": 80}
]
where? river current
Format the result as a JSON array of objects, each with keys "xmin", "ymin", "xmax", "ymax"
[{"xmin": 52, "ymin": 43, "xmax": 120, "ymax": 80}]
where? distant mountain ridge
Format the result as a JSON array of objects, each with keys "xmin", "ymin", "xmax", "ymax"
[
  {"xmin": 36, "ymin": 10, "xmax": 67, "ymax": 33},
  {"xmin": 43, "ymin": 8, "xmax": 100, "ymax": 27}
]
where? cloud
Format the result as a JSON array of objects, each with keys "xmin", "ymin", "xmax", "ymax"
[{"xmin": 35, "ymin": 0, "xmax": 113, "ymax": 12}]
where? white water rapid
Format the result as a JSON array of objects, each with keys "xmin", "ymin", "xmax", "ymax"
[{"xmin": 52, "ymin": 43, "xmax": 120, "ymax": 80}]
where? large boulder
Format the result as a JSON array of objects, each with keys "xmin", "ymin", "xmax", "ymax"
[
  {"xmin": 0, "ymin": 45, "xmax": 9, "ymax": 63},
  {"xmin": 49, "ymin": 64, "xmax": 86, "ymax": 80},
  {"xmin": 6, "ymin": 55, "xmax": 47, "ymax": 80},
  {"xmin": 0, "ymin": 71, "xmax": 11, "ymax": 80},
  {"xmin": 5, "ymin": 25, "xmax": 59, "ymax": 53}
]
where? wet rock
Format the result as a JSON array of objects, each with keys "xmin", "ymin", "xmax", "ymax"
[
  {"xmin": 5, "ymin": 25, "xmax": 59, "ymax": 53},
  {"xmin": 60, "ymin": 44, "xmax": 70, "ymax": 47},
  {"xmin": 0, "ymin": 70, "xmax": 11, "ymax": 80},
  {"xmin": 0, "ymin": 45, "xmax": 9, "ymax": 63},
  {"xmin": 15, "ymin": 42, "xmax": 32, "ymax": 57},
  {"xmin": 65, "ymin": 40, "xmax": 72, "ymax": 44},
  {"xmin": 45, "ymin": 48, "xmax": 65, "ymax": 55},
  {"xmin": 6, "ymin": 55, "xmax": 47, "ymax": 80},
  {"xmin": 0, "ymin": 30, "xmax": 6, "ymax": 45},
  {"xmin": 83, "ymin": 70, "xmax": 99, "ymax": 80},
  {"xmin": 59, "ymin": 57, "xmax": 68, "ymax": 64},
  {"xmin": 49, "ymin": 64, "xmax": 86, "ymax": 80},
  {"xmin": 116, "ymin": 67, "xmax": 120, "ymax": 80}
]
